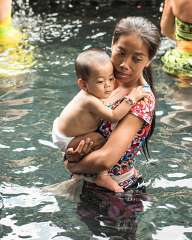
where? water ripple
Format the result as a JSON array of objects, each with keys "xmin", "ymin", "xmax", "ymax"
[
  {"xmin": 153, "ymin": 225, "xmax": 192, "ymax": 240},
  {"xmin": 13, "ymin": 147, "xmax": 36, "ymax": 152},
  {"xmin": 1, "ymin": 109, "xmax": 31, "ymax": 122},
  {"xmin": 152, "ymin": 177, "xmax": 192, "ymax": 189},
  {"xmin": 0, "ymin": 183, "xmax": 59, "ymax": 211},
  {"xmin": 0, "ymin": 221, "xmax": 64, "ymax": 240}
]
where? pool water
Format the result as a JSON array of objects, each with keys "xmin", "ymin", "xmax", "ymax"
[{"xmin": 0, "ymin": 1, "xmax": 192, "ymax": 239}]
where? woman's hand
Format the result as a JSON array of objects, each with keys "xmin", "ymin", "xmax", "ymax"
[
  {"xmin": 64, "ymin": 132, "xmax": 106, "ymax": 167},
  {"xmin": 66, "ymin": 138, "xmax": 93, "ymax": 163}
]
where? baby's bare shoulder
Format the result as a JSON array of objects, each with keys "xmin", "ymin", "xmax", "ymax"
[{"xmin": 84, "ymin": 94, "xmax": 102, "ymax": 108}]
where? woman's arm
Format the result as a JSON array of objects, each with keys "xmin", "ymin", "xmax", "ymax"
[
  {"xmin": 160, "ymin": 0, "xmax": 175, "ymax": 40},
  {"xmin": 66, "ymin": 113, "xmax": 144, "ymax": 174}
]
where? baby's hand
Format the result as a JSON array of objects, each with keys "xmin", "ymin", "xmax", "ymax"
[{"xmin": 128, "ymin": 86, "xmax": 150, "ymax": 103}]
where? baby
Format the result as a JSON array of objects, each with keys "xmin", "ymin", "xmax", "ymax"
[{"xmin": 52, "ymin": 48, "xmax": 146, "ymax": 192}]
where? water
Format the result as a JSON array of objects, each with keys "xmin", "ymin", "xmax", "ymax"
[{"xmin": 0, "ymin": 1, "xmax": 192, "ymax": 239}]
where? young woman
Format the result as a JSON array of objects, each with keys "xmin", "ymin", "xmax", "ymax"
[
  {"xmin": 64, "ymin": 16, "xmax": 160, "ymax": 193},
  {"xmin": 161, "ymin": 0, "xmax": 192, "ymax": 80}
]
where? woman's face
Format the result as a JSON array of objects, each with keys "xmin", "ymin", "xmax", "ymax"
[{"xmin": 111, "ymin": 33, "xmax": 150, "ymax": 86}]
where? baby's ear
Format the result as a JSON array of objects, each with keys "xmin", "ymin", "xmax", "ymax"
[{"xmin": 77, "ymin": 78, "xmax": 88, "ymax": 91}]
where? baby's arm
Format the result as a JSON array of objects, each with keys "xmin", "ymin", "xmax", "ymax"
[
  {"xmin": 90, "ymin": 98, "xmax": 132, "ymax": 122},
  {"xmin": 90, "ymin": 86, "xmax": 147, "ymax": 122},
  {"xmin": 160, "ymin": 0, "xmax": 175, "ymax": 40}
]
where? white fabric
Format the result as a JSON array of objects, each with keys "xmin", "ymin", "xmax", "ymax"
[
  {"xmin": 52, "ymin": 117, "xmax": 73, "ymax": 151},
  {"xmin": 42, "ymin": 175, "xmax": 95, "ymax": 202},
  {"xmin": 41, "ymin": 170, "xmax": 135, "ymax": 202}
]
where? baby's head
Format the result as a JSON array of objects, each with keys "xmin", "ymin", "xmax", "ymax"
[{"xmin": 75, "ymin": 48, "xmax": 115, "ymax": 99}]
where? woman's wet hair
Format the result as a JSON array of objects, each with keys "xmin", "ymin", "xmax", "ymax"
[
  {"xmin": 113, "ymin": 16, "xmax": 160, "ymax": 60},
  {"xmin": 75, "ymin": 48, "xmax": 111, "ymax": 81},
  {"xmin": 113, "ymin": 16, "xmax": 160, "ymax": 159}
]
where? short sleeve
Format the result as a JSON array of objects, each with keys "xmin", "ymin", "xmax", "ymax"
[{"xmin": 130, "ymin": 92, "xmax": 155, "ymax": 124}]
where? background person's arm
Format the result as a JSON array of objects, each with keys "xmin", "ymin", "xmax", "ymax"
[
  {"xmin": 160, "ymin": 0, "xmax": 175, "ymax": 40},
  {"xmin": 0, "ymin": 0, "xmax": 12, "ymax": 22},
  {"xmin": 66, "ymin": 113, "xmax": 144, "ymax": 174}
]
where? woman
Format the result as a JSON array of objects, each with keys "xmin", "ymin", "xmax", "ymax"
[
  {"xmin": 161, "ymin": 0, "xmax": 192, "ymax": 80},
  {"xmin": 64, "ymin": 16, "xmax": 160, "ymax": 193}
]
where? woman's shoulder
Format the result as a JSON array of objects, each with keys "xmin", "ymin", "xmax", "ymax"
[
  {"xmin": 142, "ymin": 82, "xmax": 155, "ymax": 104},
  {"xmin": 130, "ymin": 84, "xmax": 155, "ymax": 124}
]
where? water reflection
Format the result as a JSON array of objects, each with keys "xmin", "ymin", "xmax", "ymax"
[
  {"xmin": 0, "ymin": 97, "xmax": 33, "ymax": 106},
  {"xmin": 76, "ymin": 184, "xmax": 152, "ymax": 240},
  {"xmin": 160, "ymin": 86, "xmax": 192, "ymax": 130},
  {"xmin": 153, "ymin": 225, "xmax": 192, "ymax": 240},
  {"xmin": 0, "ymin": 219, "xmax": 64, "ymax": 240},
  {"xmin": 1, "ymin": 109, "xmax": 31, "ymax": 122},
  {"xmin": 8, "ymin": 156, "xmax": 35, "ymax": 168}
]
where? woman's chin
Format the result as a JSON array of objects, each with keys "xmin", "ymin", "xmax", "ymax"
[
  {"xmin": 117, "ymin": 75, "xmax": 132, "ymax": 83},
  {"xmin": 115, "ymin": 72, "xmax": 132, "ymax": 82}
]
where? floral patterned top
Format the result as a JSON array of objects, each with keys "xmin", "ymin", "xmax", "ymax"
[{"xmin": 97, "ymin": 84, "xmax": 155, "ymax": 187}]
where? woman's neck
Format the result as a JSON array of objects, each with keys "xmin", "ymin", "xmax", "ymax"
[
  {"xmin": 117, "ymin": 76, "xmax": 146, "ymax": 90},
  {"xmin": 107, "ymin": 76, "xmax": 146, "ymax": 103}
]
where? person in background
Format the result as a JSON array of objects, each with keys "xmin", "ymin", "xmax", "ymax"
[
  {"xmin": 0, "ymin": 0, "xmax": 34, "ymax": 79},
  {"xmin": 161, "ymin": 0, "xmax": 192, "ymax": 82},
  {"xmin": 0, "ymin": 0, "xmax": 22, "ymax": 48}
]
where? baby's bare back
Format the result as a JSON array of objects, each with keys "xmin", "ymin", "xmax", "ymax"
[{"xmin": 58, "ymin": 91, "xmax": 100, "ymax": 137}]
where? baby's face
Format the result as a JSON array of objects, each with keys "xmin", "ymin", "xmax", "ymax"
[{"xmin": 86, "ymin": 61, "xmax": 115, "ymax": 99}]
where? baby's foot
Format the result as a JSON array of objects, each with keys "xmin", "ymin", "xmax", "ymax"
[{"xmin": 114, "ymin": 186, "xmax": 124, "ymax": 193}]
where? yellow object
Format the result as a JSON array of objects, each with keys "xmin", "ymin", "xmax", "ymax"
[
  {"xmin": 0, "ymin": 16, "xmax": 22, "ymax": 47},
  {"xmin": 0, "ymin": 16, "xmax": 34, "ymax": 77},
  {"xmin": 162, "ymin": 18, "xmax": 192, "ymax": 80},
  {"xmin": 0, "ymin": 44, "xmax": 34, "ymax": 77},
  {"xmin": 177, "ymin": 41, "xmax": 192, "ymax": 53}
]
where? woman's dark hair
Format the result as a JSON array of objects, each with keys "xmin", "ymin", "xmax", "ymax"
[{"xmin": 113, "ymin": 17, "xmax": 160, "ymax": 159}]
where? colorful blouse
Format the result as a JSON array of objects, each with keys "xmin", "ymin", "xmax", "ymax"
[{"xmin": 97, "ymin": 84, "xmax": 155, "ymax": 179}]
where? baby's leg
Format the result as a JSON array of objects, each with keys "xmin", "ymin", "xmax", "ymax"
[{"xmin": 95, "ymin": 171, "xmax": 124, "ymax": 193}]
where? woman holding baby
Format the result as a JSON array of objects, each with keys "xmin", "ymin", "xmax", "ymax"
[{"xmin": 65, "ymin": 16, "xmax": 160, "ymax": 193}]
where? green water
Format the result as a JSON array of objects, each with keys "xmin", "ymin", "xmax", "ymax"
[{"xmin": 0, "ymin": 1, "xmax": 192, "ymax": 239}]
